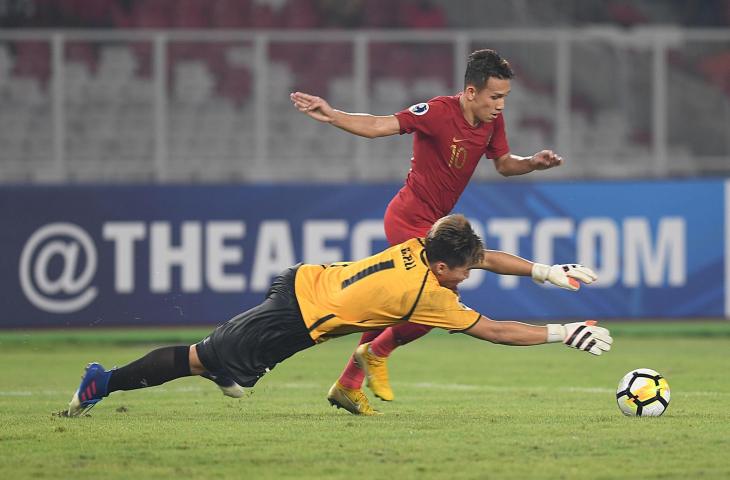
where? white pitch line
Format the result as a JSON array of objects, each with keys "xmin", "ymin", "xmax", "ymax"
[
  {"xmin": 1, "ymin": 383, "xmax": 727, "ymax": 397},
  {"xmin": 407, "ymin": 382, "xmax": 728, "ymax": 397}
]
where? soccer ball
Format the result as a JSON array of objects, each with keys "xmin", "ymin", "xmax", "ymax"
[{"xmin": 616, "ymin": 368, "xmax": 670, "ymax": 417}]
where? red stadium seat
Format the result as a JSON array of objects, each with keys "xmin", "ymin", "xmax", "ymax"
[
  {"xmin": 211, "ymin": 0, "xmax": 253, "ymax": 28},
  {"xmin": 698, "ymin": 51, "xmax": 730, "ymax": 94},
  {"xmin": 14, "ymin": 42, "xmax": 51, "ymax": 83},
  {"xmin": 133, "ymin": 0, "xmax": 175, "ymax": 28},
  {"xmin": 174, "ymin": 0, "xmax": 211, "ymax": 28}
]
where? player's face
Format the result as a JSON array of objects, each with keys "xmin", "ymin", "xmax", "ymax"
[
  {"xmin": 470, "ymin": 77, "xmax": 511, "ymax": 123},
  {"xmin": 433, "ymin": 262, "xmax": 471, "ymax": 290}
]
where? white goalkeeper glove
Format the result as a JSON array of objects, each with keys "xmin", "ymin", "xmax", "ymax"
[
  {"xmin": 531, "ymin": 263, "xmax": 597, "ymax": 291},
  {"xmin": 546, "ymin": 321, "xmax": 613, "ymax": 356}
]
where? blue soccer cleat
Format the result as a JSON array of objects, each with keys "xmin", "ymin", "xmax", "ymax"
[{"xmin": 67, "ymin": 362, "xmax": 111, "ymax": 417}]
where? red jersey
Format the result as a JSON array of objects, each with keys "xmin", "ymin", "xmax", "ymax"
[{"xmin": 386, "ymin": 94, "xmax": 510, "ymax": 242}]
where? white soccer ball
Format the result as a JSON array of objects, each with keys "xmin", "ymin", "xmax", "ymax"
[{"xmin": 616, "ymin": 368, "xmax": 670, "ymax": 417}]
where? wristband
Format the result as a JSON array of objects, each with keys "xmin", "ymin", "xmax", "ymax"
[
  {"xmin": 531, "ymin": 263, "xmax": 550, "ymax": 283},
  {"xmin": 546, "ymin": 324, "xmax": 566, "ymax": 343}
]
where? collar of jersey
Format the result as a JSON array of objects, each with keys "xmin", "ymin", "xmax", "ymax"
[{"xmin": 416, "ymin": 238, "xmax": 430, "ymax": 267}]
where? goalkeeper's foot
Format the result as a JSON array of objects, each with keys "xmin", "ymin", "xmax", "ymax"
[
  {"xmin": 67, "ymin": 362, "xmax": 111, "ymax": 417},
  {"xmin": 327, "ymin": 381, "xmax": 380, "ymax": 416},
  {"xmin": 201, "ymin": 372, "xmax": 245, "ymax": 398},
  {"xmin": 217, "ymin": 379, "xmax": 245, "ymax": 398},
  {"xmin": 354, "ymin": 343, "xmax": 394, "ymax": 401}
]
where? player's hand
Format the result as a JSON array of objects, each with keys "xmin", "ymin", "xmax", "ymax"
[
  {"xmin": 529, "ymin": 150, "xmax": 563, "ymax": 170},
  {"xmin": 290, "ymin": 91, "xmax": 336, "ymax": 123},
  {"xmin": 546, "ymin": 321, "xmax": 613, "ymax": 355},
  {"xmin": 531, "ymin": 263, "xmax": 597, "ymax": 291}
]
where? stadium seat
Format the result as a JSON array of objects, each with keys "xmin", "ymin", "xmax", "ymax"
[
  {"xmin": 0, "ymin": 45, "xmax": 14, "ymax": 88},
  {"xmin": 282, "ymin": 0, "xmax": 319, "ymax": 28},
  {"xmin": 2, "ymin": 2, "xmax": 728, "ymax": 183},
  {"xmin": 174, "ymin": 0, "xmax": 210, "ymax": 28},
  {"xmin": 64, "ymin": 61, "xmax": 92, "ymax": 105},
  {"xmin": 14, "ymin": 42, "xmax": 51, "ymax": 82},
  {"xmin": 411, "ymin": 78, "xmax": 449, "ymax": 102},
  {"xmin": 132, "ymin": 0, "xmax": 175, "ymax": 28},
  {"xmin": 211, "ymin": 0, "xmax": 252, "ymax": 28},
  {"xmin": 327, "ymin": 76, "xmax": 357, "ymax": 110},
  {"xmin": 698, "ymin": 51, "xmax": 730, "ymax": 94},
  {"xmin": 371, "ymin": 78, "xmax": 408, "ymax": 111},
  {"xmin": 6, "ymin": 73, "xmax": 42, "ymax": 103},
  {"xmin": 266, "ymin": 62, "xmax": 296, "ymax": 107},
  {"xmin": 173, "ymin": 60, "xmax": 215, "ymax": 105}
]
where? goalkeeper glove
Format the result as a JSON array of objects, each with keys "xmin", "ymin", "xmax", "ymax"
[
  {"xmin": 531, "ymin": 263, "xmax": 597, "ymax": 291},
  {"xmin": 546, "ymin": 321, "xmax": 613, "ymax": 355}
]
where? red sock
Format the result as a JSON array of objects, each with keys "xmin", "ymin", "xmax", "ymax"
[
  {"xmin": 370, "ymin": 323, "xmax": 433, "ymax": 358},
  {"xmin": 337, "ymin": 330, "xmax": 382, "ymax": 389}
]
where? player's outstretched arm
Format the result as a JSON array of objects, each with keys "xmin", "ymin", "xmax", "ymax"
[
  {"xmin": 492, "ymin": 150, "xmax": 564, "ymax": 176},
  {"xmin": 463, "ymin": 316, "xmax": 549, "ymax": 345},
  {"xmin": 474, "ymin": 250, "xmax": 597, "ymax": 291},
  {"xmin": 290, "ymin": 91, "xmax": 400, "ymax": 138},
  {"xmin": 464, "ymin": 317, "xmax": 613, "ymax": 355},
  {"xmin": 474, "ymin": 249, "xmax": 532, "ymax": 275}
]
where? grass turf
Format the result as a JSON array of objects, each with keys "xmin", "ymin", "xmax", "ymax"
[{"xmin": 1, "ymin": 323, "xmax": 729, "ymax": 479}]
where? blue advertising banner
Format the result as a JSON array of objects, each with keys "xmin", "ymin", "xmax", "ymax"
[{"xmin": 0, "ymin": 180, "xmax": 727, "ymax": 328}]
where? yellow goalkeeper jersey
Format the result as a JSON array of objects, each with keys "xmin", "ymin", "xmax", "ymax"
[{"xmin": 294, "ymin": 237, "xmax": 482, "ymax": 342}]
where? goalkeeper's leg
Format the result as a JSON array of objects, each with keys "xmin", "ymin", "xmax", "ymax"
[
  {"xmin": 199, "ymin": 371, "xmax": 246, "ymax": 398},
  {"xmin": 68, "ymin": 345, "xmax": 199, "ymax": 416},
  {"xmin": 109, "ymin": 345, "xmax": 195, "ymax": 392},
  {"xmin": 103, "ymin": 344, "xmax": 240, "ymax": 395}
]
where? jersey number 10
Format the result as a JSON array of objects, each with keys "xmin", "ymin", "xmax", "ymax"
[{"xmin": 449, "ymin": 144, "xmax": 467, "ymax": 169}]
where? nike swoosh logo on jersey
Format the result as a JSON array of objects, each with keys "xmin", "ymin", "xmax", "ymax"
[{"xmin": 452, "ymin": 137, "xmax": 467, "ymax": 143}]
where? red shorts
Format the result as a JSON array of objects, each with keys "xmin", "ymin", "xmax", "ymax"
[{"xmin": 383, "ymin": 191, "xmax": 435, "ymax": 245}]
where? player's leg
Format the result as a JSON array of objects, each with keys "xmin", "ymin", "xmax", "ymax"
[
  {"xmin": 67, "ymin": 345, "xmax": 196, "ymax": 417},
  {"xmin": 191, "ymin": 344, "xmax": 245, "ymax": 398},
  {"xmin": 370, "ymin": 322, "xmax": 434, "ymax": 357},
  {"xmin": 199, "ymin": 372, "xmax": 245, "ymax": 398},
  {"xmin": 355, "ymin": 323, "xmax": 433, "ymax": 401},
  {"xmin": 328, "ymin": 200, "xmax": 431, "ymax": 410},
  {"xmin": 68, "ymin": 265, "xmax": 313, "ymax": 417},
  {"xmin": 335, "ymin": 330, "xmax": 383, "ymax": 389},
  {"xmin": 327, "ymin": 379, "xmax": 381, "ymax": 416},
  {"xmin": 351, "ymin": 203, "xmax": 434, "ymax": 401},
  {"xmin": 326, "ymin": 330, "xmax": 383, "ymax": 415}
]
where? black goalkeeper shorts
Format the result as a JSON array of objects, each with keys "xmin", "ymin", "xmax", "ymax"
[{"xmin": 195, "ymin": 264, "xmax": 315, "ymax": 388}]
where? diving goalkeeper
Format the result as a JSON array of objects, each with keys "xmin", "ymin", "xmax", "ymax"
[{"xmin": 66, "ymin": 214, "xmax": 611, "ymax": 417}]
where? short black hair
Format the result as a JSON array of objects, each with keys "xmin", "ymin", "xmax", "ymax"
[
  {"xmin": 425, "ymin": 214, "xmax": 484, "ymax": 268},
  {"xmin": 464, "ymin": 49, "xmax": 514, "ymax": 90}
]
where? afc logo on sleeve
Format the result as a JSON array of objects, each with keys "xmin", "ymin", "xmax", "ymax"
[{"xmin": 409, "ymin": 102, "xmax": 429, "ymax": 115}]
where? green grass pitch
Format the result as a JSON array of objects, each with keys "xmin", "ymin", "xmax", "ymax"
[{"xmin": 1, "ymin": 323, "xmax": 729, "ymax": 479}]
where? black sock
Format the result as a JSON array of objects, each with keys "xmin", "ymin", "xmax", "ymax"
[{"xmin": 107, "ymin": 346, "xmax": 192, "ymax": 393}]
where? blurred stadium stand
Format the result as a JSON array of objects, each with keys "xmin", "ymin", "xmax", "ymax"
[{"xmin": 0, "ymin": 0, "xmax": 728, "ymax": 183}]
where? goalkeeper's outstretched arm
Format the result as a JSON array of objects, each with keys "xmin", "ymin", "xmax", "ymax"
[
  {"xmin": 463, "ymin": 316, "xmax": 547, "ymax": 345},
  {"xmin": 463, "ymin": 317, "xmax": 613, "ymax": 355},
  {"xmin": 473, "ymin": 250, "xmax": 599, "ymax": 291}
]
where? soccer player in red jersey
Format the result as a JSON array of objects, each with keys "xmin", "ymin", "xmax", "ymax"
[{"xmin": 290, "ymin": 49, "xmax": 571, "ymax": 414}]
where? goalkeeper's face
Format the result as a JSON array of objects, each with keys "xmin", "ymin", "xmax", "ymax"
[{"xmin": 432, "ymin": 262, "xmax": 470, "ymax": 291}]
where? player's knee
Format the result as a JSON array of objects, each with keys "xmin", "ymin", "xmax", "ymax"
[
  {"xmin": 188, "ymin": 344, "xmax": 206, "ymax": 375},
  {"xmin": 393, "ymin": 323, "xmax": 432, "ymax": 345}
]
